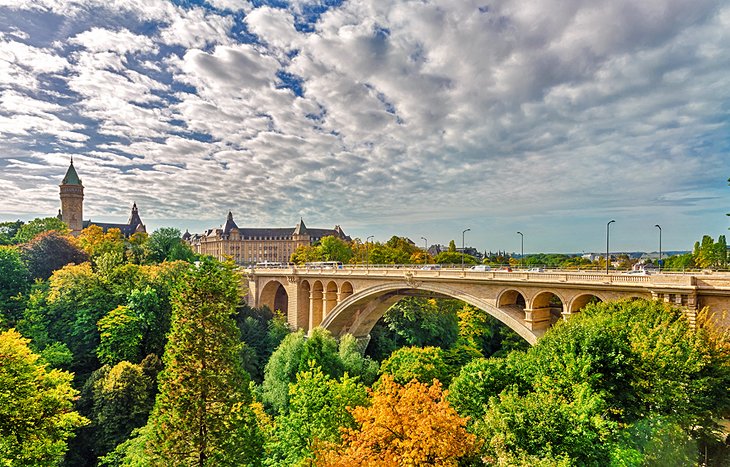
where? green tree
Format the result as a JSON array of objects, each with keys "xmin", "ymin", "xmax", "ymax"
[
  {"xmin": 265, "ymin": 365, "xmax": 368, "ymax": 466},
  {"xmin": 0, "ymin": 246, "xmax": 29, "ymax": 326},
  {"xmin": 380, "ymin": 346, "xmax": 452, "ymax": 385},
  {"xmin": 0, "ymin": 220, "xmax": 23, "ymax": 245},
  {"xmin": 435, "ymin": 250, "xmax": 478, "ymax": 265},
  {"xmin": 19, "ymin": 230, "xmax": 87, "ymax": 280},
  {"xmin": 145, "ymin": 258, "xmax": 263, "ymax": 464},
  {"xmin": 97, "ymin": 306, "xmax": 144, "ymax": 366},
  {"xmin": 13, "ymin": 216, "xmax": 69, "ymax": 243},
  {"xmin": 0, "ymin": 328, "xmax": 88, "ymax": 465},
  {"xmin": 319, "ymin": 235, "xmax": 354, "ymax": 263},
  {"xmin": 144, "ymin": 228, "xmax": 194, "ymax": 263},
  {"xmin": 91, "ymin": 361, "xmax": 157, "ymax": 457},
  {"xmin": 448, "ymin": 239, "xmax": 457, "ymax": 252}
]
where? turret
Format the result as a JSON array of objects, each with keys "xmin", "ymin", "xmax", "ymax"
[{"xmin": 59, "ymin": 159, "xmax": 84, "ymax": 235}]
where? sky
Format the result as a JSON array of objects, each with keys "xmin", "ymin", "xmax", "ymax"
[{"xmin": 0, "ymin": 0, "xmax": 728, "ymax": 254}]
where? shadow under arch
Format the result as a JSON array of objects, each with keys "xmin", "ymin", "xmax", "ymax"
[
  {"xmin": 259, "ymin": 280, "xmax": 289, "ymax": 315},
  {"xmin": 320, "ymin": 282, "xmax": 542, "ymax": 345}
]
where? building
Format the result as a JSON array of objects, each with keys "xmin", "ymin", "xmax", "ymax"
[
  {"xmin": 58, "ymin": 159, "xmax": 146, "ymax": 237},
  {"xmin": 186, "ymin": 212, "xmax": 350, "ymax": 264}
]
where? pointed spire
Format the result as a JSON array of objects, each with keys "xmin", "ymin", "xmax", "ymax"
[
  {"xmin": 223, "ymin": 211, "xmax": 238, "ymax": 234},
  {"xmin": 293, "ymin": 217, "xmax": 308, "ymax": 235},
  {"xmin": 128, "ymin": 202, "xmax": 142, "ymax": 227},
  {"xmin": 61, "ymin": 158, "xmax": 82, "ymax": 186}
]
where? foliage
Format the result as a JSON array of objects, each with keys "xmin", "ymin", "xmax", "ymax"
[
  {"xmin": 319, "ymin": 235, "xmax": 354, "ymax": 263},
  {"xmin": 13, "ymin": 217, "xmax": 69, "ymax": 244},
  {"xmin": 0, "ymin": 220, "xmax": 23, "ymax": 245},
  {"xmin": 316, "ymin": 375, "xmax": 478, "ymax": 466},
  {"xmin": 0, "ymin": 246, "xmax": 29, "ymax": 326},
  {"xmin": 144, "ymin": 228, "xmax": 194, "ymax": 263},
  {"xmin": 264, "ymin": 365, "xmax": 368, "ymax": 466},
  {"xmin": 693, "ymin": 234, "xmax": 728, "ymax": 269},
  {"xmin": 144, "ymin": 258, "xmax": 263, "ymax": 465},
  {"xmin": 385, "ymin": 297, "xmax": 459, "ymax": 349},
  {"xmin": 451, "ymin": 299, "xmax": 730, "ymax": 464},
  {"xmin": 380, "ymin": 345, "xmax": 452, "ymax": 385},
  {"xmin": 97, "ymin": 306, "xmax": 144, "ymax": 365},
  {"xmin": 662, "ymin": 253, "xmax": 695, "ymax": 271},
  {"xmin": 435, "ymin": 250, "xmax": 478, "ymax": 265},
  {"xmin": 90, "ymin": 361, "xmax": 157, "ymax": 457},
  {"xmin": 0, "ymin": 328, "xmax": 88, "ymax": 465},
  {"xmin": 19, "ymin": 231, "xmax": 87, "ymax": 280},
  {"xmin": 262, "ymin": 329, "xmax": 378, "ymax": 414},
  {"xmin": 236, "ymin": 305, "xmax": 292, "ymax": 383},
  {"xmin": 78, "ymin": 225, "xmax": 126, "ymax": 263}
]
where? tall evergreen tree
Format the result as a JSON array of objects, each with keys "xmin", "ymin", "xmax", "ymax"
[{"xmin": 145, "ymin": 258, "xmax": 263, "ymax": 465}]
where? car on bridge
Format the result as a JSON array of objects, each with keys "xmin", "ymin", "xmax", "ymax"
[{"xmin": 469, "ymin": 265, "xmax": 491, "ymax": 271}]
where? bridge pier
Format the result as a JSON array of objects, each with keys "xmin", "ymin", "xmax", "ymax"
[{"xmin": 524, "ymin": 307, "xmax": 552, "ymax": 331}]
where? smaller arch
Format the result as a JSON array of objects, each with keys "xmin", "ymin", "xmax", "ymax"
[
  {"xmin": 531, "ymin": 291, "xmax": 565, "ymax": 325},
  {"xmin": 498, "ymin": 289, "xmax": 527, "ymax": 309},
  {"xmin": 310, "ymin": 281, "xmax": 324, "ymax": 330},
  {"xmin": 259, "ymin": 280, "xmax": 289, "ymax": 316},
  {"xmin": 340, "ymin": 281, "xmax": 354, "ymax": 302},
  {"xmin": 569, "ymin": 294, "xmax": 603, "ymax": 313},
  {"xmin": 296, "ymin": 280, "xmax": 311, "ymax": 331},
  {"xmin": 324, "ymin": 281, "xmax": 338, "ymax": 316}
]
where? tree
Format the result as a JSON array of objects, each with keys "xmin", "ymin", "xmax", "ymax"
[
  {"xmin": 435, "ymin": 250, "xmax": 478, "ymax": 265},
  {"xmin": 90, "ymin": 361, "xmax": 157, "ymax": 457},
  {"xmin": 0, "ymin": 220, "xmax": 23, "ymax": 245},
  {"xmin": 319, "ymin": 235, "xmax": 354, "ymax": 263},
  {"xmin": 145, "ymin": 227, "xmax": 194, "ymax": 263},
  {"xmin": 97, "ymin": 306, "xmax": 144, "ymax": 365},
  {"xmin": 20, "ymin": 230, "xmax": 88, "ymax": 280},
  {"xmin": 380, "ymin": 346, "xmax": 452, "ymax": 385},
  {"xmin": 13, "ymin": 217, "xmax": 69, "ymax": 244},
  {"xmin": 145, "ymin": 258, "xmax": 263, "ymax": 464},
  {"xmin": 78, "ymin": 225, "xmax": 125, "ymax": 263},
  {"xmin": 316, "ymin": 375, "xmax": 478, "ymax": 466},
  {"xmin": 0, "ymin": 328, "xmax": 88, "ymax": 465},
  {"xmin": 0, "ymin": 246, "xmax": 29, "ymax": 326},
  {"xmin": 265, "ymin": 365, "xmax": 368, "ymax": 466},
  {"xmin": 448, "ymin": 239, "xmax": 457, "ymax": 252}
]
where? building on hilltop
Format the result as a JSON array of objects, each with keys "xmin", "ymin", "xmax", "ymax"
[
  {"xmin": 58, "ymin": 159, "xmax": 146, "ymax": 237},
  {"xmin": 187, "ymin": 212, "xmax": 350, "ymax": 265}
]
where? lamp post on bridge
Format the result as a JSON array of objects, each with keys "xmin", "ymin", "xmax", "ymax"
[
  {"xmin": 420, "ymin": 236, "xmax": 428, "ymax": 265},
  {"xmin": 655, "ymin": 224, "xmax": 662, "ymax": 272},
  {"xmin": 462, "ymin": 228, "xmax": 471, "ymax": 270},
  {"xmin": 606, "ymin": 220, "xmax": 615, "ymax": 275},
  {"xmin": 366, "ymin": 235, "xmax": 374, "ymax": 270},
  {"xmin": 517, "ymin": 231, "xmax": 524, "ymax": 270}
]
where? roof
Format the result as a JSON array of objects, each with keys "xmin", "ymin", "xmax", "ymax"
[
  {"xmin": 293, "ymin": 218, "xmax": 308, "ymax": 235},
  {"xmin": 61, "ymin": 161, "xmax": 82, "ymax": 186},
  {"xmin": 81, "ymin": 204, "xmax": 146, "ymax": 237},
  {"xmin": 223, "ymin": 211, "xmax": 239, "ymax": 234}
]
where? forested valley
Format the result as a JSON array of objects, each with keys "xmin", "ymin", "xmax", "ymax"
[{"xmin": 1, "ymin": 219, "xmax": 729, "ymax": 466}]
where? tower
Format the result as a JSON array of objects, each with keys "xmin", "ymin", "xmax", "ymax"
[{"xmin": 59, "ymin": 159, "xmax": 84, "ymax": 235}]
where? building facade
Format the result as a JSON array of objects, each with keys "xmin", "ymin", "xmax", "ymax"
[
  {"xmin": 186, "ymin": 212, "xmax": 350, "ymax": 265},
  {"xmin": 58, "ymin": 160, "xmax": 146, "ymax": 237}
]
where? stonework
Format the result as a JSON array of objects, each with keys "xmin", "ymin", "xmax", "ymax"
[
  {"xmin": 58, "ymin": 160, "xmax": 146, "ymax": 237},
  {"xmin": 186, "ymin": 213, "xmax": 350, "ymax": 265}
]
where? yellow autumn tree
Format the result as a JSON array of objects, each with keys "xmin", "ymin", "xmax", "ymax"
[{"xmin": 316, "ymin": 374, "xmax": 478, "ymax": 466}]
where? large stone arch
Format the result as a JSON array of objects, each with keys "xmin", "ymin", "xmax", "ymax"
[
  {"xmin": 324, "ymin": 281, "xmax": 338, "ymax": 317},
  {"xmin": 259, "ymin": 280, "xmax": 289, "ymax": 315},
  {"xmin": 530, "ymin": 290, "xmax": 566, "ymax": 326},
  {"xmin": 310, "ymin": 281, "xmax": 324, "ymax": 330},
  {"xmin": 497, "ymin": 288, "xmax": 527, "ymax": 309},
  {"xmin": 321, "ymin": 283, "xmax": 542, "ymax": 345}
]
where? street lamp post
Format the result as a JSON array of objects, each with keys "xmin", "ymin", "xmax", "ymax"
[
  {"xmin": 517, "ymin": 231, "xmax": 524, "ymax": 269},
  {"xmin": 606, "ymin": 220, "xmax": 615, "ymax": 274},
  {"xmin": 461, "ymin": 228, "xmax": 471, "ymax": 270},
  {"xmin": 366, "ymin": 235, "xmax": 374, "ymax": 270},
  {"xmin": 420, "ymin": 236, "xmax": 428, "ymax": 251},
  {"xmin": 655, "ymin": 224, "xmax": 662, "ymax": 272}
]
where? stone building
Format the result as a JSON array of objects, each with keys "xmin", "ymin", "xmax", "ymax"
[
  {"xmin": 186, "ymin": 212, "xmax": 350, "ymax": 265},
  {"xmin": 58, "ymin": 159, "xmax": 146, "ymax": 237}
]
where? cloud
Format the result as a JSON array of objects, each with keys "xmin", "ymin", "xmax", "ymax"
[{"xmin": 0, "ymin": 0, "xmax": 728, "ymax": 251}]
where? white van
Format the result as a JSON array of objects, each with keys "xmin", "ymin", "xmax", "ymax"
[{"xmin": 469, "ymin": 265, "xmax": 491, "ymax": 272}]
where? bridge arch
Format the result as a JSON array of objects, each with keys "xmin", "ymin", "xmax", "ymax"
[
  {"xmin": 259, "ymin": 280, "xmax": 289, "ymax": 315},
  {"xmin": 296, "ymin": 280, "xmax": 311, "ymax": 330},
  {"xmin": 321, "ymin": 282, "xmax": 541, "ymax": 345},
  {"xmin": 497, "ymin": 289, "xmax": 527, "ymax": 309},
  {"xmin": 569, "ymin": 293, "xmax": 604, "ymax": 313}
]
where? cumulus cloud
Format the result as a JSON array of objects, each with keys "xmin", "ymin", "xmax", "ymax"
[{"xmin": 0, "ymin": 0, "xmax": 728, "ymax": 251}]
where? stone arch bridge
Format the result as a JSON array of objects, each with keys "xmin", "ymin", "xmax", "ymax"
[{"xmin": 245, "ymin": 267, "xmax": 730, "ymax": 345}]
